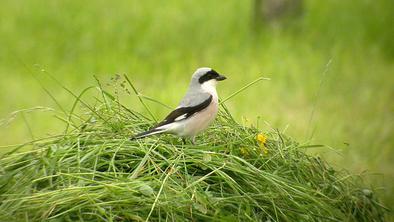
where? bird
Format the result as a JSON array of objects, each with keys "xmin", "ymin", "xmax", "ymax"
[{"xmin": 132, "ymin": 67, "xmax": 226, "ymax": 144}]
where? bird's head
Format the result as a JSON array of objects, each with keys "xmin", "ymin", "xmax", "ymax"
[{"xmin": 190, "ymin": 67, "xmax": 226, "ymax": 90}]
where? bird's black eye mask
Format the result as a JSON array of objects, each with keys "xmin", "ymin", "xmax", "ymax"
[{"xmin": 198, "ymin": 70, "xmax": 226, "ymax": 84}]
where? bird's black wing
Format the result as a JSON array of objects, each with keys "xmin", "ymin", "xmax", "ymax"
[{"xmin": 154, "ymin": 95, "xmax": 213, "ymax": 128}]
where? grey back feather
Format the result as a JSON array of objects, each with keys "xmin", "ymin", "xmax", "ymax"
[{"xmin": 178, "ymin": 90, "xmax": 211, "ymax": 108}]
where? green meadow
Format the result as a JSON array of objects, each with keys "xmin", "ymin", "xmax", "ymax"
[{"xmin": 0, "ymin": 0, "xmax": 393, "ymax": 214}]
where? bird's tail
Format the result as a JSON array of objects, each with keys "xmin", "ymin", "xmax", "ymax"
[{"xmin": 130, "ymin": 128, "xmax": 167, "ymax": 140}]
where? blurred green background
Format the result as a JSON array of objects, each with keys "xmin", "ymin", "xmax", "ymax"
[{"xmin": 0, "ymin": 0, "xmax": 393, "ymax": 208}]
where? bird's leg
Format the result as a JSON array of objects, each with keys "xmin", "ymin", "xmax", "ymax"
[{"xmin": 191, "ymin": 136, "xmax": 196, "ymax": 145}]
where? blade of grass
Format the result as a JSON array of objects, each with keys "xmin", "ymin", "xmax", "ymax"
[
  {"xmin": 305, "ymin": 58, "xmax": 333, "ymax": 140},
  {"xmin": 123, "ymin": 74, "xmax": 157, "ymax": 122},
  {"xmin": 219, "ymin": 76, "xmax": 270, "ymax": 105}
]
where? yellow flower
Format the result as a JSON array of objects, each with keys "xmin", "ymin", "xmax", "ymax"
[
  {"xmin": 256, "ymin": 133, "xmax": 267, "ymax": 145},
  {"xmin": 256, "ymin": 133, "xmax": 268, "ymax": 155}
]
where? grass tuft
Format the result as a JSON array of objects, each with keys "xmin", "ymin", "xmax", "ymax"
[{"xmin": 0, "ymin": 81, "xmax": 388, "ymax": 221}]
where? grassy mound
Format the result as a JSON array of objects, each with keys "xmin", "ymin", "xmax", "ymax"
[{"xmin": 0, "ymin": 84, "xmax": 387, "ymax": 221}]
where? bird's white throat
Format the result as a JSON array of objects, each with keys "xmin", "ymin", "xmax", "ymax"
[{"xmin": 201, "ymin": 79, "xmax": 218, "ymax": 100}]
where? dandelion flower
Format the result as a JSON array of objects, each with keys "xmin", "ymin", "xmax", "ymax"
[
  {"xmin": 256, "ymin": 133, "xmax": 268, "ymax": 155},
  {"xmin": 256, "ymin": 133, "xmax": 267, "ymax": 145}
]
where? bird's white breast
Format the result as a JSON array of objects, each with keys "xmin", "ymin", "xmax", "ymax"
[
  {"xmin": 176, "ymin": 98, "xmax": 218, "ymax": 137},
  {"xmin": 174, "ymin": 79, "xmax": 219, "ymax": 137}
]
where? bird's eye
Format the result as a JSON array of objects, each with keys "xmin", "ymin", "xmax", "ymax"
[{"xmin": 198, "ymin": 70, "xmax": 220, "ymax": 84}]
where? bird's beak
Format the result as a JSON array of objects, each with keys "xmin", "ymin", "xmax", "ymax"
[{"xmin": 216, "ymin": 74, "xmax": 227, "ymax": 81}]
